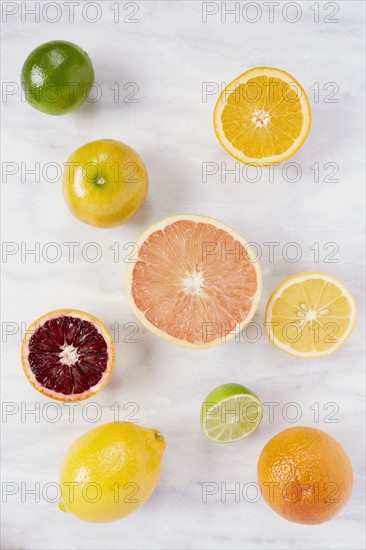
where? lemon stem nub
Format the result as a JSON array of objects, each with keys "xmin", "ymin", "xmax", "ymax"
[
  {"xmin": 96, "ymin": 177, "xmax": 105, "ymax": 186},
  {"xmin": 155, "ymin": 431, "xmax": 165, "ymax": 442},
  {"xmin": 58, "ymin": 500, "xmax": 68, "ymax": 513}
]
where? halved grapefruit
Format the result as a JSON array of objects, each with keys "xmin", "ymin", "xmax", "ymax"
[
  {"xmin": 126, "ymin": 215, "xmax": 262, "ymax": 349},
  {"xmin": 21, "ymin": 309, "xmax": 115, "ymax": 401}
]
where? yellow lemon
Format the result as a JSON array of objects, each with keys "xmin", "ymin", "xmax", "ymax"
[
  {"xmin": 265, "ymin": 272, "xmax": 357, "ymax": 357},
  {"xmin": 59, "ymin": 422, "xmax": 165, "ymax": 522},
  {"xmin": 63, "ymin": 139, "xmax": 148, "ymax": 228}
]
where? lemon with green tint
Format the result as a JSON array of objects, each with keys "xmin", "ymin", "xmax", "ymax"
[
  {"xmin": 63, "ymin": 139, "xmax": 148, "ymax": 227},
  {"xmin": 200, "ymin": 383, "xmax": 263, "ymax": 443}
]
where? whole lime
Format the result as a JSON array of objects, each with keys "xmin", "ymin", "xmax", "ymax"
[{"xmin": 21, "ymin": 40, "xmax": 94, "ymax": 115}]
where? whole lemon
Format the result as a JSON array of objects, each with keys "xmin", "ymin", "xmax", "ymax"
[
  {"xmin": 257, "ymin": 427, "xmax": 353, "ymax": 524},
  {"xmin": 62, "ymin": 139, "xmax": 148, "ymax": 227},
  {"xmin": 59, "ymin": 422, "xmax": 166, "ymax": 522}
]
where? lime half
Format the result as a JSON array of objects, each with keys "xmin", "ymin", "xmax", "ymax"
[{"xmin": 200, "ymin": 383, "xmax": 263, "ymax": 443}]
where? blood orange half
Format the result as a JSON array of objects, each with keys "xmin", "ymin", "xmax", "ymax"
[
  {"xmin": 21, "ymin": 309, "xmax": 115, "ymax": 401},
  {"xmin": 126, "ymin": 215, "xmax": 262, "ymax": 349}
]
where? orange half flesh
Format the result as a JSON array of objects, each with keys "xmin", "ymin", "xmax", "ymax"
[{"xmin": 214, "ymin": 67, "xmax": 311, "ymax": 166}]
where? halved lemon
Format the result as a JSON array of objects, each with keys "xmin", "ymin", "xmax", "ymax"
[
  {"xmin": 126, "ymin": 215, "xmax": 262, "ymax": 349},
  {"xmin": 214, "ymin": 67, "xmax": 311, "ymax": 166},
  {"xmin": 265, "ymin": 273, "xmax": 357, "ymax": 358}
]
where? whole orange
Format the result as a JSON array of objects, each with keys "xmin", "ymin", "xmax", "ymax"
[{"xmin": 257, "ymin": 427, "xmax": 353, "ymax": 524}]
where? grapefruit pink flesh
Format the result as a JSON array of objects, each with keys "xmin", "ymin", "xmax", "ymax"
[{"xmin": 129, "ymin": 217, "xmax": 261, "ymax": 347}]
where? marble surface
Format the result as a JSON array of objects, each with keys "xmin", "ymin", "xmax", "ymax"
[{"xmin": 1, "ymin": 1, "xmax": 365, "ymax": 549}]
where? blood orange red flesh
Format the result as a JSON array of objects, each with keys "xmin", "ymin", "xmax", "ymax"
[
  {"xmin": 126, "ymin": 215, "xmax": 262, "ymax": 349},
  {"xmin": 21, "ymin": 309, "xmax": 115, "ymax": 401}
]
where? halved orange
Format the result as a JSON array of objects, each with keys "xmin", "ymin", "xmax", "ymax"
[
  {"xmin": 265, "ymin": 273, "xmax": 357, "ymax": 358},
  {"xmin": 126, "ymin": 215, "xmax": 262, "ymax": 349},
  {"xmin": 214, "ymin": 67, "xmax": 311, "ymax": 166},
  {"xmin": 21, "ymin": 309, "xmax": 115, "ymax": 401}
]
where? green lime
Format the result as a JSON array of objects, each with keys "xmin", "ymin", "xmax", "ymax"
[
  {"xmin": 200, "ymin": 383, "xmax": 263, "ymax": 443},
  {"xmin": 21, "ymin": 40, "xmax": 94, "ymax": 115}
]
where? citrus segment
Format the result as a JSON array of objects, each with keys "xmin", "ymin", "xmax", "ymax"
[
  {"xmin": 257, "ymin": 427, "xmax": 354, "ymax": 524},
  {"xmin": 21, "ymin": 309, "xmax": 115, "ymax": 401},
  {"xmin": 201, "ymin": 383, "xmax": 263, "ymax": 443},
  {"xmin": 214, "ymin": 67, "xmax": 311, "ymax": 165},
  {"xmin": 126, "ymin": 215, "xmax": 262, "ymax": 349},
  {"xmin": 265, "ymin": 273, "xmax": 357, "ymax": 357}
]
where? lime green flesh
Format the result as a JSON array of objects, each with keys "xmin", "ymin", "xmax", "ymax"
[{"xmin": 201, "ymin": 383, "xmax": 263, "ymax": 443}]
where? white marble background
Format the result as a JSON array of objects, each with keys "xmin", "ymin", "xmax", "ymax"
[{"xmin": 1, "ymin": 1, "xmax": 365, "ymax": 549}]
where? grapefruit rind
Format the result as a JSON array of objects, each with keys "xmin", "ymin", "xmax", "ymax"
[
  {"xmin": 125, "ymin": 214, "xmax": 262, "ymax": 350},
  {"xmin": 21, "ymin": 309, "xmax": 115, "ymax": 401},
  {"xmin": 214, "ymin": 67, "xmax": 312, "ymax": 166},
  {"xmin": 264, "ymin": 272, "xmax": 357, "ymax": 358}
]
